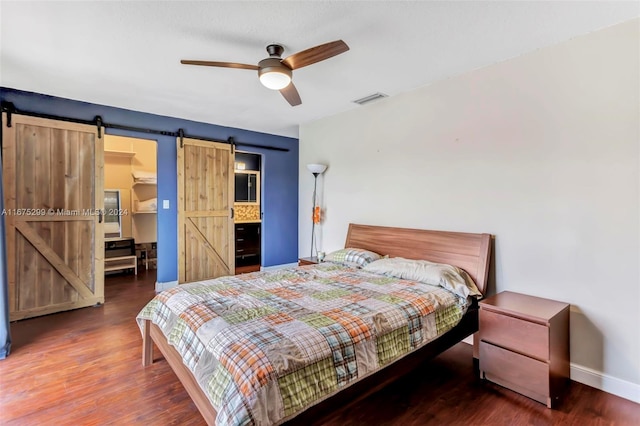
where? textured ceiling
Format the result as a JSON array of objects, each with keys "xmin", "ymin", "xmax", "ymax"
[{"xmin": 1, "ymin": 1, "xmax": 638, "ymax": 138}]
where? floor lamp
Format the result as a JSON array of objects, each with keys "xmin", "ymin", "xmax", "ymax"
[{"xmin": 307, "ymin": 163, "xmax": 327, "ymax": 258}]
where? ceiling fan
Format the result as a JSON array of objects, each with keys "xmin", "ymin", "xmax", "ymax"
[{"xmin": 181, "ymin": 40, "xmax": 349, "ymax": 107}]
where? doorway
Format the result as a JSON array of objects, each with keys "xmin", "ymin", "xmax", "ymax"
[{"xmin": 103, "ymin": 135, "xmax": 158, "ymax": 286}]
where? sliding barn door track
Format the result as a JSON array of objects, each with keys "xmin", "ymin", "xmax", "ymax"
[{"xmin": 0, "ymin": 101, "xmax": 289, "ymax": 152}]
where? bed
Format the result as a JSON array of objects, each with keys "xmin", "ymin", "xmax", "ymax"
[{"xmin": 138, "ymin": 223, "xmax": 491, "ymax": 425}]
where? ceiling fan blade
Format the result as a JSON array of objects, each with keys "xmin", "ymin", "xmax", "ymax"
[
  {"xmin": 282, "ymin": 40, "xmax": 349, "ymax": 70},
  {"xmin": 280, "ymin": 83, "xmax": 302, "ymax": 106},
  {"xmin": 180, "ymin": 60, "xmax": 259, "ymax": 71}
]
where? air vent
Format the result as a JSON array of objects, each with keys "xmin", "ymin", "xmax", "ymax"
[{"xmin": 352, "ymin": 92, "xmax": 388, "ymax": 105}]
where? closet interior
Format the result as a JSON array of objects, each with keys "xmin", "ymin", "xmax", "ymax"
[{"xmin": 103, "ymin": 135, "xmax": 157, "ymax": 275}]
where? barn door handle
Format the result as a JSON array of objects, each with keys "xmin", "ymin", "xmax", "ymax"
[
  {"xmin": 230, "ymin": 208, "xmax": 234, "ymax": 219},
  {"xmin": 98, "ymin": 210, "xmax": 103, "ymax": 223}
]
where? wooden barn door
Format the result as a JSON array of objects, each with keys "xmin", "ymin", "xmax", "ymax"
[
  {"xmin": 177, "ymin": 138, "xmax": 234, "ymax": 283},
  {"xmin": 2, "ymin": 114, "xmax": 104, "ymax": 321}
]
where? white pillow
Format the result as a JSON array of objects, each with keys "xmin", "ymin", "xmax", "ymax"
[{"xmin": 363, "ymin": 257, "xmax": 481, "ymax": 299}]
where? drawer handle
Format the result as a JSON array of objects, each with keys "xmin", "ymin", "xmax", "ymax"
[
  {"xmin": 237, "ymin": 238, "xmax": 244, "ymax": 242},
  {"xmin": 236, "ymin": 227, "xmax": 244, "ymax": 231},
  {"xmin": 236, "ymin": 249, "xmax": 244, "ymax": 253}
]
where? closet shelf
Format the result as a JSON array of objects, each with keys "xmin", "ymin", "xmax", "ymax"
[
  {"xmin": 132, "ymin": 181, "xmax": 157, "ymax": 187},
  {"xmin": 105, "ymin": 150, "xmax": 135, "ymax": 158},
  {"xmin": 132, "ymin": 210, "xmax": 157, "ymax": 215}
]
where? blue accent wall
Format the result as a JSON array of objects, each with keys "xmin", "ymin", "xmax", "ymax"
[{"xmin": 0, "ymin": 88, "xmax": 299, "ymax": 284}]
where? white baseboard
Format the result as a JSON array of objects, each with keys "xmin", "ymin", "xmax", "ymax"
[
  {"xmin": 155, "ymin": 280, "xmax": 178, "ymax": 292},
  {"xmin": 570, "ymin": 363, "xmax": 640, "ymax": 403},
  {"xmin": 261, "ymin": 262, "xmax": 298, "ymax": 271}
]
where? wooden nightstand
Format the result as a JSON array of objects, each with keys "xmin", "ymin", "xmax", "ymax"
[
  {"xmin": 298, "ymin": 257, "xmax": 319, "ymax": 266},
  {"xmin": 479, "ymin": 291, "xmax": 570, "ymax": 408}
]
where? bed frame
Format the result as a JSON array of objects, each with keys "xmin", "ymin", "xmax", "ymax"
[{"xmin": 141, "ymin": 223, "xmax": 492, "ymax": 425}]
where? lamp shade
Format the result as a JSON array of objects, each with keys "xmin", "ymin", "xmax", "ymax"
[
  {"xmin": 259, "ymin": 71, "xmax": 291, "ymax": 90},
  {"xmin": 258, "ymin": 58, "xmax": 292, "ymax": 90},
  {"xmin": 306, "ymin": 164, "xmax": 327, "ymax": 174}
]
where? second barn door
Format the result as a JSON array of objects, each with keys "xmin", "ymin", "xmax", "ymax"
[{"xmin": 177, "ymin": 138, "xmax": 234, "ymax": 283}]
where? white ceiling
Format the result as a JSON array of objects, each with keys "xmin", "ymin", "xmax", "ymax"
[{"xmin": 1, "ymin": 1, "xmax": 638, "ymax": 138}]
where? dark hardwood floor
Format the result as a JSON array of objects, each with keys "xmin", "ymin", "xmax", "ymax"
[{"xmin": 1, "ymin": 271, "xmax": 638, "ymax": 425}]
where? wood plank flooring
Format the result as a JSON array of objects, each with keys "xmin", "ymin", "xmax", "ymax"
[{"xmin": 1, "ymin": 270, "xmax": 638, "ymax": 425}]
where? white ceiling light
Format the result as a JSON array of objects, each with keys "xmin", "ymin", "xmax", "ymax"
[{"xmin": 258, "ymin": 58, "xmax": 292, "ymax": 90}]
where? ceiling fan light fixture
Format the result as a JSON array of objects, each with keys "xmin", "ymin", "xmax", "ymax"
[
  {"xmin": 259, "ymin": 70, "xmax": 292, "ymax": 90},
  {"xmin": 181, "ymin": 39, "xmax": 349, "ymax": 106},
  {"xmin": 258, "ymin": 57, "xmax": 292, "ymax": 90}
]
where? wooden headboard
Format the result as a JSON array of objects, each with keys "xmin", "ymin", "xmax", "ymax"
[{"xmin": 345, "ymin": 224, "xmax": 492, "ymax": 295}]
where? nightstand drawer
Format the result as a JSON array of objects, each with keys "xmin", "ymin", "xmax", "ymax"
[
  {"xmin": 480, "ymin": 309, "xmax": 549, "ymax": 360},
  {"xmin": 480, "ymin": 341, "xmax": 549, "ymax": 402}
]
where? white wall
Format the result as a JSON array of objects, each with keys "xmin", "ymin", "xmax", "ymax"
[{"xmin": 299, "ymin": 19, "xmax": 639, "ymax": 400}]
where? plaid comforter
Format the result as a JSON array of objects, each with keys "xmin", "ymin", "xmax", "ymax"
[{"xmin": 137, "ymin": 263, "xmax": 470, "ymax": 425}]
